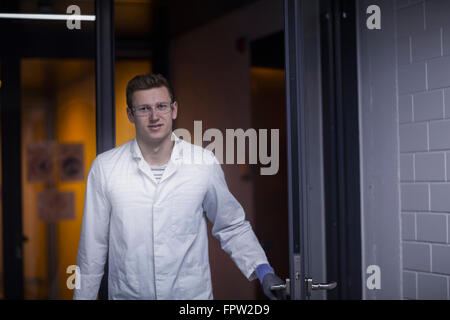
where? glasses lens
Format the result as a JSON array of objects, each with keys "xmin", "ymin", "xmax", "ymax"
[
  {"xmin": 157, "ymin": 103, "xmax": 171, "ymax": 113},
  {"xmin": 133, "ymin": 106, "xmax": 147, "ymax": 116},
  {"xmin": 133, "ymin": 103, "xmax": 172, "ymax": 116}
]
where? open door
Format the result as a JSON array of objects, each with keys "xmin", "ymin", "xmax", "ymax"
[
  {"xmin": 282, "ymin": 0, "xmax": 361, "ymax": 300},
  {"xmin": 284, "ymin": 0, "xmax": 338, "ymax": 299}
]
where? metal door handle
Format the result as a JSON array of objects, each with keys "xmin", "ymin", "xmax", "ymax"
[
  {"xmin": 270, "ymin": 278, "xmax": 337, "ymax": 297},
  {"xmin": 270, "ymin": 278, "xmax": 290, "ymax": 296},
  {"xmin": 311, "ymin": 282, "xmax": 337, "ymax": 290},
  {"xmin": 306, "ymin": 278, "xmax": 337, "ymax": 296}
]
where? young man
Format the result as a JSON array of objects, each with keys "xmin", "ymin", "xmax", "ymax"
[{"xmin": 74, "ymin": 73, "xmax": 286, "ymax": 300}]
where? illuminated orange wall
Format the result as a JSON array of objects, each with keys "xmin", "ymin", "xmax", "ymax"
[
  {"xmin": 20, "ymin": 59, "xmax": 96, "ymax": 300},
  {"xmin": 21, "ymin": 92, "xmax": 50, "ymax": 299},
  {"xmin": 55, "ymin": 73, "xmax": 96, "ymax": 299}
]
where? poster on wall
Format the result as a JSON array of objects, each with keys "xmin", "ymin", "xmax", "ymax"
[
  {"xmin": 26, "ymin": 141, "xmax": 56, "ymax": 182},
  {"xmin": 58, "ymin": 143, "xmax": 85, "ymax": 182},
  {"xmin": 37, "ymin": 189, "xmax": 75, "ymax": 222}
]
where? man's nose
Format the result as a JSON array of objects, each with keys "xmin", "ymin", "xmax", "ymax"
[{"xmin": 149, "ymin": 109, "xmax": 158, "ymax": 120}]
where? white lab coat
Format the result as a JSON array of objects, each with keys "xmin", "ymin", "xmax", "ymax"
[{"xmin": 74, "ymin": 132, "xmax": 269, "ymax": 300}]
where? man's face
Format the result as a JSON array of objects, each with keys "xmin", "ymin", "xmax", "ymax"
[{"xmin": 127, "ymin": 86, "xmax": 178, "ymax": 144}]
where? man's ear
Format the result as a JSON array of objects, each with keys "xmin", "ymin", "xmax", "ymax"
[
  {"xmin": 172, "ymin": 101, "xmax": 178, "ymax": 120},
  {"xmin": 126, "ymin": 107, "xmax": 135, "ymax": 123}
]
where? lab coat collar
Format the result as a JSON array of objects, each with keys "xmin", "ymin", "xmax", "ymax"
[
  {"xmin": 131, "ymin": 132, "xmax": 183, "ymax": 184},
  {"xmin": 131, "ymin": 132, "xmax": 183, "ymax": 163}
]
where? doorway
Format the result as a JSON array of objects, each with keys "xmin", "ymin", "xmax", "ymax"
[
  {"xmin": 0, "ymin": 0, "xmax": 362, "ymax": 300},
  {"xmin": 250, "ymin": 30, "xmax": 289, "ymax": 300}
]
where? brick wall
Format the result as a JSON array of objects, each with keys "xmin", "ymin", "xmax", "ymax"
[{"xmin": 397, "ymin": 0, "xmax": 450, "ymax": 300}]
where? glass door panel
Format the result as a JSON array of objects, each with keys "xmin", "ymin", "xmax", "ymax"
[
  {"xmin": 1, "ymin": 0, "xmax": 95, "ymax": 299},
  {"xmin": 21, "ymin": 59, "xmax": 96, "ymax": 299}
]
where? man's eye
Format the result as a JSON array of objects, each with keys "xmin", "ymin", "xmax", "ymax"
[
  {"xmin": 137, "ymin": 106, "xmax": 147, "ymax": 111},
  {"xmin": 156, "ymin": 104, "xmax": 167, "ymax": 110}
]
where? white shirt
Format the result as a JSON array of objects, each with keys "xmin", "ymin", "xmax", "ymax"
[
  {"xmin": 74, "ymin": 132, "xmax": 269, "ymax": 300},
  {"xmin": 150, "ymin": 164, "xmax": 167, "ymax": 183}
]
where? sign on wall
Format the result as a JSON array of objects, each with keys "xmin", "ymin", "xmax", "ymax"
[
  {"xmin": 27, "ymin": 141, "xmax": 85, "ymax": 222},
  {"xmin": 58, "ymin": 143, "xmax": 85, "ymax": 182},
  {"xmin": 37, "ymin": 189, "xmax": 75, "ymax": 222},
  {"xmin": 26, "ymin": 141, "xmax": 56, "ymax": 182}
]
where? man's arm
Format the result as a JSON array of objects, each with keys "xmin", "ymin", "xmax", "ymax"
[
  {"xmin": 202, "ymin": 155, "xmax": 269, "ymax": 281},
  {"xmin": 73, "ymin": 157, "xmax": 111, "ymax": 300}
]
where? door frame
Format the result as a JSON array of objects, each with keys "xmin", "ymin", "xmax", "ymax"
[
  {"xmin": 319, "ymin": 0, "xmax": 362, "ymax": 299},
  {"xmin": 95, "ymin": 0, "xmax": 116, "ymax": 300},
  {"xmin": 1, "ymin": 56, "xmax": 24, "ymax": 300},
  {"xmin": 284, "ymin": 0, "xmax": 309, "ymax": 300}
]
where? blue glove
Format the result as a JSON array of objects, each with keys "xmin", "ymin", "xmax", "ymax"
[
  {"xmin": 256, "ymin": 264, "xmax": 274, "ymax": 284},
  {"xmin": 262, "ymin": 273, "xmax": 287, "ymax": 300},
  {"xmin": 256, "ymin": 264, "xmax": 287, "ymax": 300}
]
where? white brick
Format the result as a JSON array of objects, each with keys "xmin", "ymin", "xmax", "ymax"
[
  {"xmin": 403, "ymin": 242, "xmax": 431, "ymax": 271},
  {"xmin": 400, "ymin": 123, "xmax": 428, "ymax": 152},
  {"xmin": 427, "ymin": 56, "xmax": 450, "ymax": 89},
  {"xmin": 426, "ymin": 0, "xmax": 450, "ymax": 30},
  {"xmin": 416, "ymin": 213, "xmax": 447, "ymax": 243},
  {"xmin": 418, "ymin": 273, "xmax": 448, "ymax": 299},
  {"xmin": 429, "ymin": 120, "xmax": 450, "ymax": 150},
  {"xmin": 445, "ymin": 88, "xmax": 450, "ymax": 118},
  {"xmin": 430, "ymin": 184, "xmax": 450, "ymax": 212},
  {"xmin": 446, "ymin": 153, "xmax": 450, "ymax": 180},
  {"xmin": 403, "ymin": 271, "xmax": 417, "ymax": 299},
  {"xmin": 413, "ymin": 90, "xmax": 444, "ymax": 121},
  {"xmin": 399, "ymin": 95, "xmax": 413, "ymax": 123},
  {"xmin": 401, "ymin": 154, "xmax": 414, "ymax": 181},
  {"xmin": 399, "ymin": 62, "xmax": 427, "ymax": 94},
  {"xmin": 411, "ymin": 28, "xmax": 442, "ymax": 61},
  {"xmin": 398, "ymin": 36, "xmax": 411, "ymax": 65},
  {"xmin": 398, "ymin": 3, "xmax": 425, "ymax": 37},
  {"xmin": 443, "ymin": 26, "xmax": 450, "ymax": 56},
  {"xmin": 402, "ymin": 213, "xmax": 416, "ymax": 240},
  {"xmin": 415, "ymin": 152, "xmax": 445, "ymax": 181},
  {"xmin": 432, "ymin": 245, "xmax": 450, "ymax": 275},
  {"xmin": 401, "ymin": 184, "xmax": 429, "ymax": 211}
]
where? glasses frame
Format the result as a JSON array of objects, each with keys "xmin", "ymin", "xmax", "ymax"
[{"xmin": 130, "ymin": 102, "xmax": 174, "ymax": 117}]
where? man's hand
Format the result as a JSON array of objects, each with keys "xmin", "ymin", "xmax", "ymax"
[{"xmin": 262, "ymin": 273, "xmax": 287, "ymax": 300}]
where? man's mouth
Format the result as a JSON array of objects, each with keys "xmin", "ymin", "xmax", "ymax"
[{"xmin": 148, "ymin": 124, "xmax": 163, "ymax": 131}]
